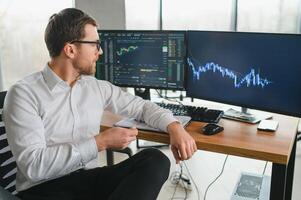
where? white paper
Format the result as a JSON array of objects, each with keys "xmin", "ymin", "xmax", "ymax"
[
  {"xmin": 257, "ymin": 120, "xmax": 279, "ymax": 131},
  {"xmin": 114, "ymin": 116, "xmax": 191, "ymax": 132}
]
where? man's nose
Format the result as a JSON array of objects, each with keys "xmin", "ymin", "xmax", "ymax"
[{"xmin": 98, "ymin": 47, "xmax": 103, "ymax": 56}]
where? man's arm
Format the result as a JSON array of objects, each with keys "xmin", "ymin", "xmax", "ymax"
[
  {"xmin": 94, "ymin": 127, "xmax": 138, "ymax": 151},
  {"xmin": 100, "ymin": 81, "xmax": 197, "ymax": 162},
  {"xmin": 167, "ymin": 121, "xmax": 197, "ymax": 164},
  {"xmin": 3, "ymin": 85, "xmax": 98, "ymax": 182},
  {"xmin": 101, "ymin": 81, "xmax": 177, "ymax": 131}
]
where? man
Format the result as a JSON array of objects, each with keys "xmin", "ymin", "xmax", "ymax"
[{"xmin": 3, "ymin": 8, "xmax": 197, "ymax": 200}]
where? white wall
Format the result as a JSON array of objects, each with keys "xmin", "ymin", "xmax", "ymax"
[
  {"xmin": 0, "ymin": 50, "xmax": 3, "ymax": 90},
  {"xmin": 74, "ymin": 0, "xmax": 126, "ymax": 29}
]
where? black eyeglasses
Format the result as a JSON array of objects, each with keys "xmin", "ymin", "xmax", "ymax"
[{"xmin": 70, "ymin": 40, "xmax": 101, "ymax": 51}]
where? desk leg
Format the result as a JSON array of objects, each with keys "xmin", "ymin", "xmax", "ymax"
[
  {"xmin": 106, "ymin": 150, "xmax": 114, "ymax": 166},
  {"xmin": 285, "ymin": 135, "xmax": 296, "ymax": 200},
  {"xmin": 270, "ymin": 135, "xmax": 296, "ymax": 200}
]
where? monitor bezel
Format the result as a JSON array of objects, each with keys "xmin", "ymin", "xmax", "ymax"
[
  {"xmin": 97, "ymin": 29, "xmax": 187, "ymax": 91},
  {"xmin": 186, "ymin": 30, "xmax": 301, "ymax": 118}
]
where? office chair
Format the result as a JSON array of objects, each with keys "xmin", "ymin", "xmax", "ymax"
[
  {"xmin": 0, "ymin": 186, "xmax": 19, "ymax": 200},
  {"xmin": 106, "ymin": 148, "xmax": 132, "ymax": 166},
  {"xmin": 0, "ymin": 91, "xmax": 20, "ymax": 199}
]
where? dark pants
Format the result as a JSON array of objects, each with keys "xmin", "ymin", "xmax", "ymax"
[{"xmin": 17, "ymin": 148, "xmax": 170, "ymax": 200}]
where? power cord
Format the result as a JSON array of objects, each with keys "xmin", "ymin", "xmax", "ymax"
[
  {"xmin": 156, "ymin": 89, "xmax": 185, "ymax": 101},
  {"xmin": 262, "ymin": 161, "xmax": 268, "ymax": 175},
  {"xmin": 183, "ymin": 161, "xmax": 201, "ymax": 200},
  {"xmin": 169, "ymin": 161, "xmax": 201, "ymax": 200},
  {"xmin": 170, "ymin": 155, "xmax": 266, "ymax": 200},
  {"xmin": 155, "ymin": 89, "xmax": 184, "ymax": 106},
  {"xmin": 203, "ymin": 155, "xmax": 229, "ymax": 200},
  {"xmin": 170, "ymin": 163, "xmax": 189, "ymax": 200}
]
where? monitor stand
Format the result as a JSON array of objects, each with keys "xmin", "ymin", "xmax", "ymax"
[
  {"xmin": 223, "ymin": 107, "xmax": 272, "ymax": 124},
  {"xmin": 134, "ymin": 87, "xmax": 169, "ymax": 149}
]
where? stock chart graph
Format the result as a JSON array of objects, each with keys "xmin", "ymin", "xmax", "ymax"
[
  {"xmin": 116, "ymin": 42, "xmax": 162, "ymax": 66},
  {"xmin": 186, "ymin": 31, "xmax": 301, "ymax": 117},
  {"xmin": 97, "ymin": 30, "xmax": 186, "ymax": 90},
  {"xmin": 116, "ymin": 46, "xmax": 138, "ymax": 56},
  {"xmin": 187, "ymin": 57, "xmax": 273, "ymax": 89}
]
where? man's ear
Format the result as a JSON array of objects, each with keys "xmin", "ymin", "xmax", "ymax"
[{"xmin": 63, "ymin": 43, "xmax": 76, "ymax": 59}]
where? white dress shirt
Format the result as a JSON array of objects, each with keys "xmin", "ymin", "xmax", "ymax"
[{"xmin": 3, "ymin": 65, "xmax": 177, "ymax": 192}]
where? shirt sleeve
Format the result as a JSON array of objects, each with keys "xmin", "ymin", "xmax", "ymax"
[
  {"xmin": 99, "ymin": 81, "xmax": 178, "ymax": 132},
  {"xmin": 3, "ymin": 84, "xmax": 98, "ymax": 182}
]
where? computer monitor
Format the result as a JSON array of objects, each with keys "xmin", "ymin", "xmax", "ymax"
[
  {"xmin": 186, "ymin": 31, "xmax": 301, "ymax": 121},
  {"xmin": 96, "ymin": 30, "xmax": 186, "ymax": 99}
]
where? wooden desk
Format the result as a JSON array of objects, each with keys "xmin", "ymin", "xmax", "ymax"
[{"xmin": 101, "ymin": 111, "xmax": 299, "ymax": 200}]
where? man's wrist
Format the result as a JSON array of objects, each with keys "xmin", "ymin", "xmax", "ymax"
[
  {"xmin": 167, "ymin": 121, "xmax": 182, "ymax": 134},
  {"xmin": 94, "ymin": 134, "xmax": 106, "ymax": 151}
]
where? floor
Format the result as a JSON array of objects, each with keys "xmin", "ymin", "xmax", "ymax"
[
  {"xmin": 99, "ymin": 139, "xmax": 301, "ymax": 200},
  {"xmin": 100, "ymin": 92, "xmax": 301, "ymax": 199}
]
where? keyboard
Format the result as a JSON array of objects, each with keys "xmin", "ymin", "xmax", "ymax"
[{"xmin": 156, "ymin": 102, "xmax": 224, "ymax": 123}]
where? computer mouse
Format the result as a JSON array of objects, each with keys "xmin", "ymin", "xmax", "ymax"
[{"xmin": 202, "ymin": 123, "xmax": 224, "ymax": 135}]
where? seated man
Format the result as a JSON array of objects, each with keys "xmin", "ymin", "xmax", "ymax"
[{"xmin": 3, "ymin": 8, "xmax": 197, "ymax": 200}]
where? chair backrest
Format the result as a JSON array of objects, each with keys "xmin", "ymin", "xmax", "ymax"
[
  {"xmin": 0, "ymin": 186, "xmax": 20, "ymax": 200},
  {"xmin": 0, "ymin": 91, "xmax": 17, "ymax": 195}
]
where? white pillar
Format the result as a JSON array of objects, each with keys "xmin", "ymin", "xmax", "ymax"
[{"xmin": 74, "ymin": 0, "xmax": 126, "ymax": 29}]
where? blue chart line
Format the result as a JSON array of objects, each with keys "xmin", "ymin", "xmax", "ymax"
[{"xmin": 187, "ymin": 57, "xmax": 273, "ymax": 89}]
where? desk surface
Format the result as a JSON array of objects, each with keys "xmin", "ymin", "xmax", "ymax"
[{"xmin": 101, "ymin": 111, "xmax": 299, "ymax": 165}]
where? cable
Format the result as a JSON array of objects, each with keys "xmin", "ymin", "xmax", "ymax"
[
  {"xmin": 183, "ymin": 161, "xmax": 201, "ymax": 200},
  {"xmin": 155, "ymin": 89, "xmax": 184, "ymax": 106},
  {"xmin": 170, "ymin": 163, "xmax": 189, "ymax": 200},
  {"xmin": 262, "ymin": 161, "xmax": 268, "ymax": 176},
  {"xmin": 203, "ymin": 155, "xmax": 229, "ymax": 200},
  {"xmin": 170, "ymin": 178, "xmax": 180, "ymax": 200},
  {"xmin": 180, "ymin": 91, "xmax": 184, "ymax": 101}
]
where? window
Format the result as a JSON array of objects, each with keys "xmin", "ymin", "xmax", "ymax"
[
  {"xmin": 125, "ymin": 0, "xmax": 160, "ymax": 30},
  {"xmin": 162, "ymin": 0, "xmax": 233, "ymax": 31},
  {"xmin": 125, "ymin": 0, "xmax": 301, "ymax": 32},
  {"xmin": 237, "ymin": 0, "xmax": 301, "ymax": 33},
  {"xmin": 0, "ymin": 0, "xmax": 73, "ymax": 89}
]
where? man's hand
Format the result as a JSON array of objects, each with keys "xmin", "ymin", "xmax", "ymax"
[
  {"xmin": 167, "ymin": 121, "xmax": 197, "ymax": 164},
  {"xmin": 94, "ymin": 127, "xmax": 138, "ymax": 151}
]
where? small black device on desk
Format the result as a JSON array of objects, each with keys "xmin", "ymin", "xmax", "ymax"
[{"xmin": 202, "ymin": 123, "xmax": 224, "ymax": 135}]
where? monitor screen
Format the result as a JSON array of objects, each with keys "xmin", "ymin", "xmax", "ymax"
[
  {"xmin": 186, "ymin": 31, "xmax": 301, "ymax": 117},
  {"xmin": 96, "ymin": 30, "xmax": 186, "ymax": 90}
]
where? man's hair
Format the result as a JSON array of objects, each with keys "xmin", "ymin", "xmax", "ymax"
[{"xmin": 44, "ymin": 8, "xmax": 97, "ymax": 58}]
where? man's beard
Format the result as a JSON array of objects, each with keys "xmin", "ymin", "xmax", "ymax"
[{"xmin": 75, "ymin": 62, "xmax": 96, "ymax": 76}]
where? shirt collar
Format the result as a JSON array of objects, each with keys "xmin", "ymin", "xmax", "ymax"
[{"xmin": 42, "ymin": 64, "xmax": 69, "ymax": 91}]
